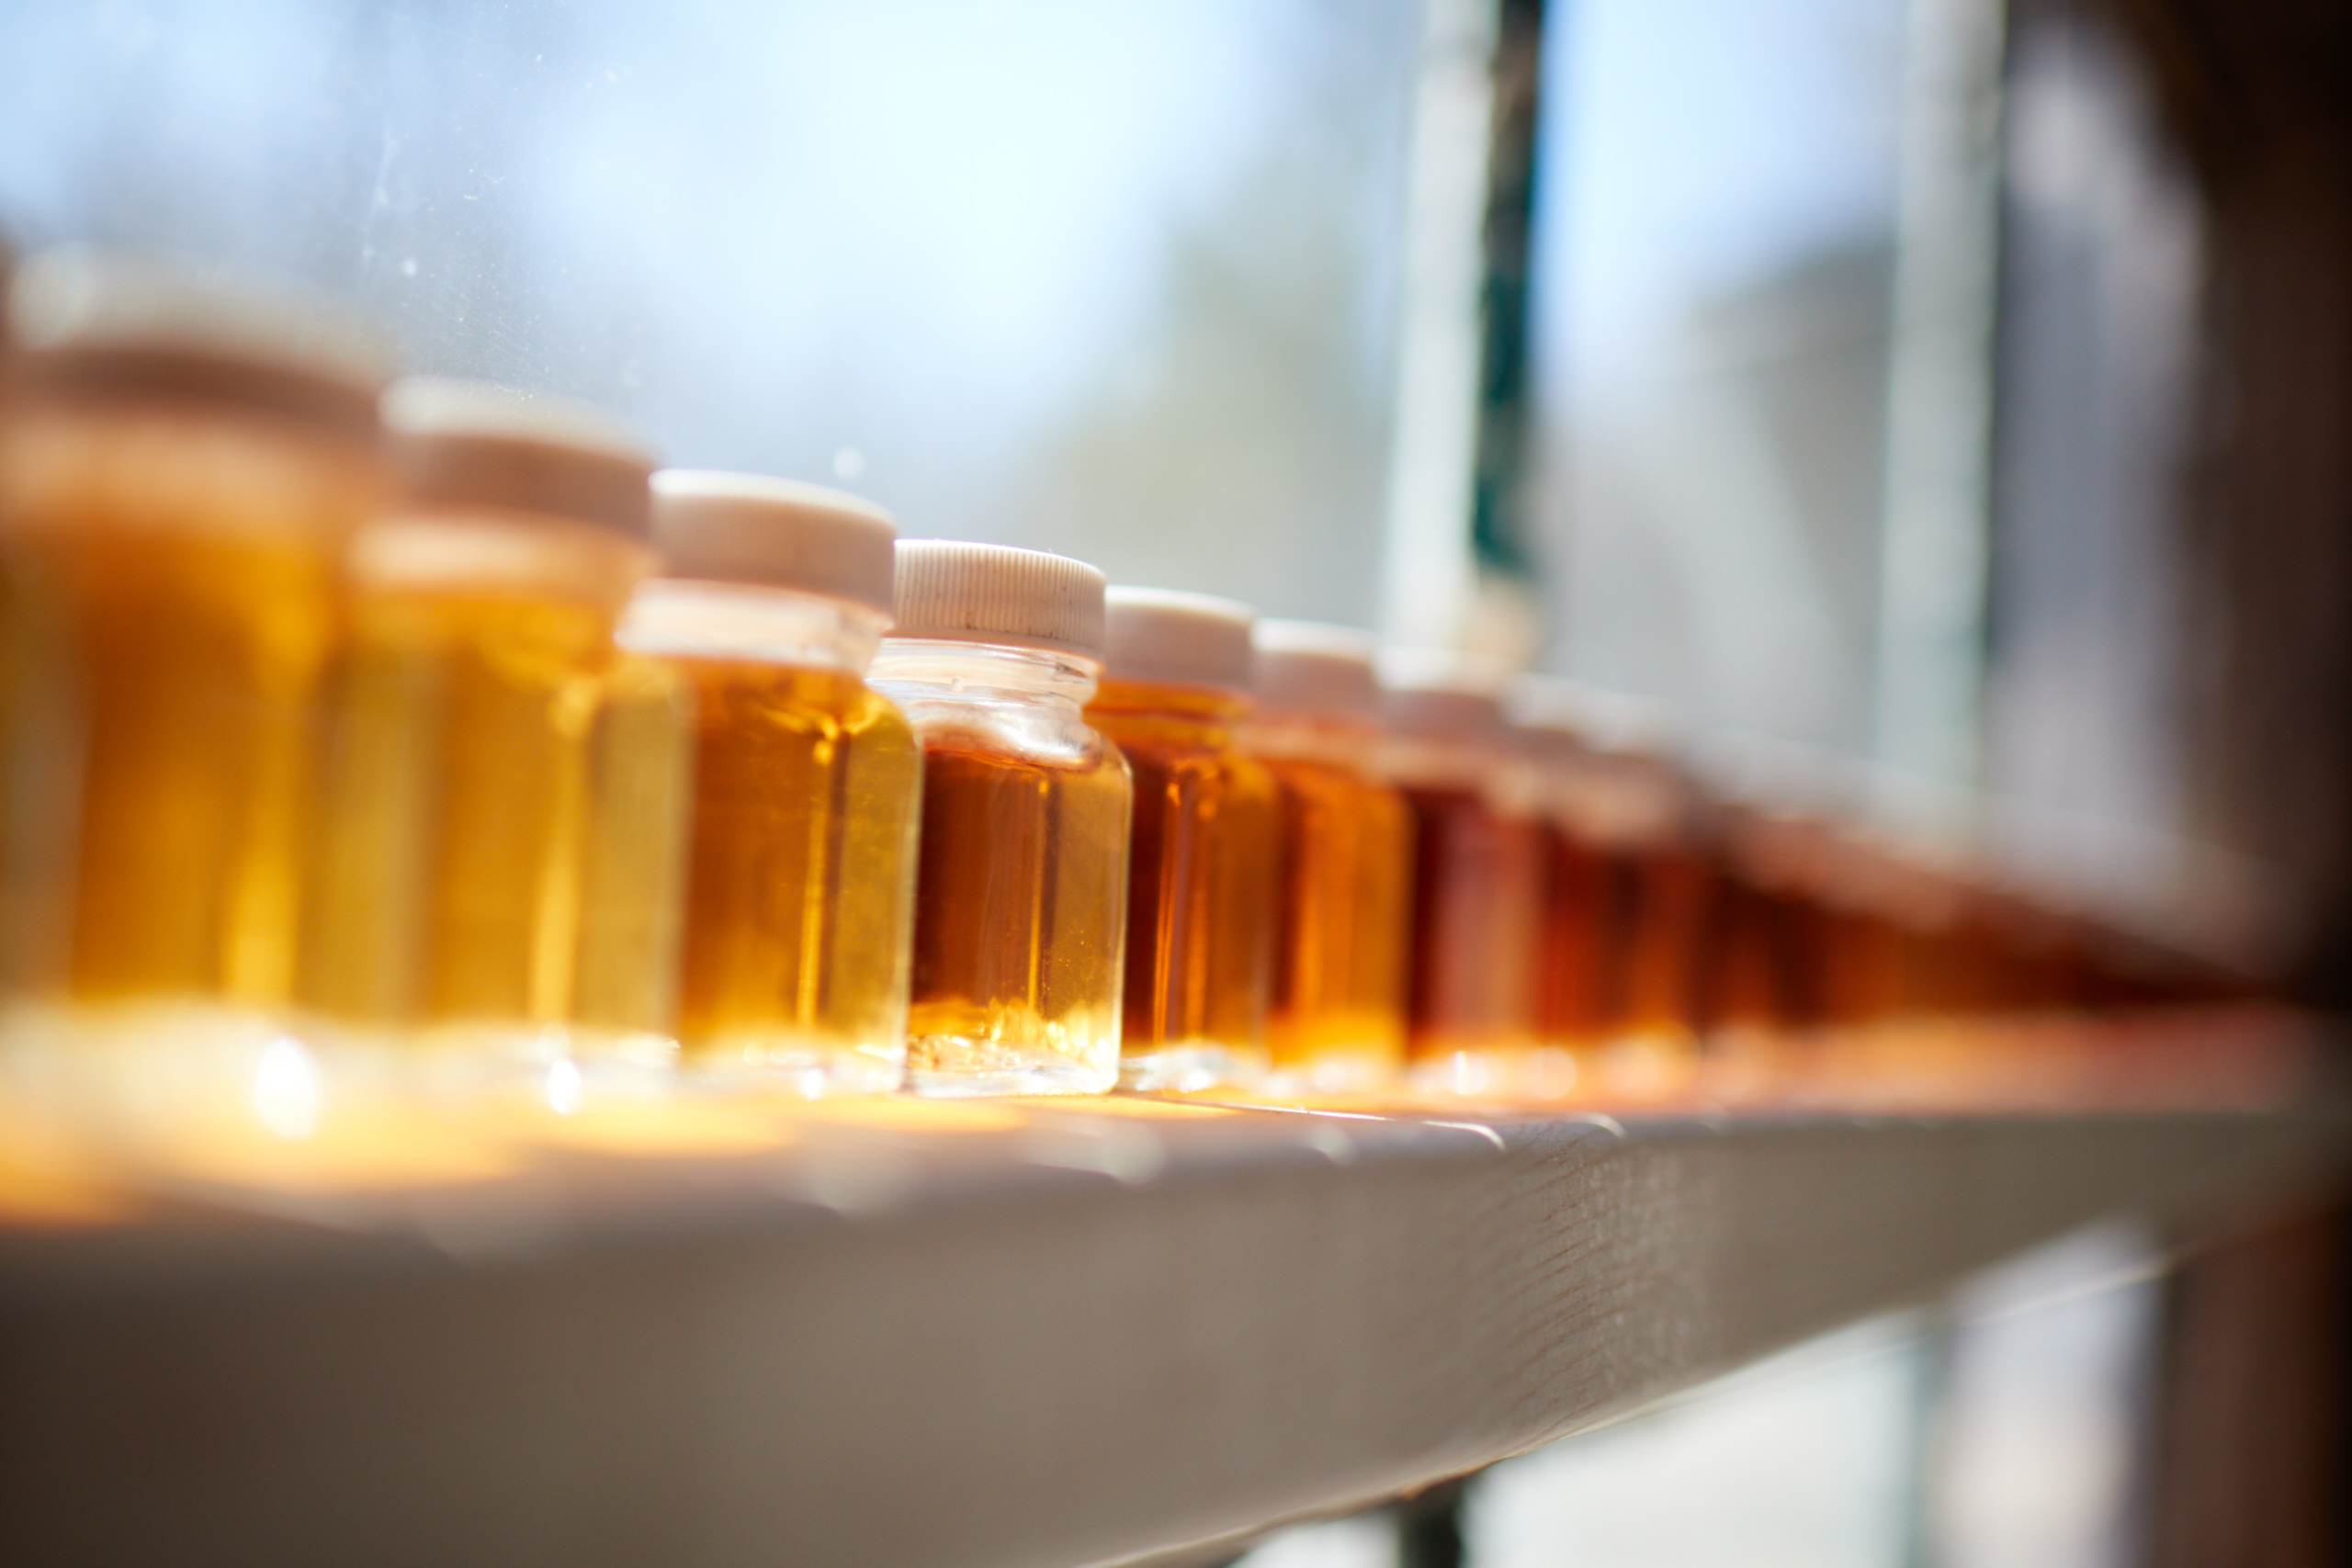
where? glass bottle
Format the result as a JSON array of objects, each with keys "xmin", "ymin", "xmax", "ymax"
[
  {"xmin": 869, "ymin": 542, "xmax": 1130, "ymax": 1097},
  {"xmin": 1576, "ymin": 741, "xmax": 1714, "ymax": 1101},
  {"xmin": 1244, "ymin": 620, "xmax": 1412, "ymax": 1092},
  {"xmin": 1691, "ymin": 734, "xmax": 1869, "ymax": 1100},
  {"xmin": 1504, "ymin": 686, "xmax": 1612, "ymax": 1100},
  {"xmin": 1694, "ymin": 802, "xmax": 1804, "ymax": 1101},
  {"xmin": 0, "ymin": 248, "xmax": 390, "ymax": 1053},
  {"xmin": 1086, "ymin": 588, "xmax": 1278, "ymax": 1091},
  {"xmin": 1380, "ymin": 651, "xmax": 1547, "ymax": 1094},
  {"xmin": 1816, "ymin": 829, "xmax": 1909, "ymax": 1033},
  {"xmin": 300, "ymin": 378, "xmax": 661, "ymax": 1073},
  {"xmin": 623, "ymin": 470, "xmax": 921, "ymax": 1094}
]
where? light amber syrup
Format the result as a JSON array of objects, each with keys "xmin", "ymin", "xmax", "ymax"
[
  {"xmin": 300, "ymin": 513, "xmax": 652, "ymax": 1056},
  {"xmin": 1089, "ymin": 679, "xmax": 1279, "ymax": 1090},
  {"xmin": 1242, "ymin": 716, "xmax": 1412, "ymax": 1089},
  {"xmin": 0, "ymin": 404, "xmax": 377, "ymax": 1016},
  {"xmin": 571, "ymin": 649, "xmax": 696, "ymax": 1056},
  {"xmin": 875, "ymin": 643, "xmax": 1131, "ymax": 1095},
  {"xmin": 663, "ymin": 657, "xmax": 920, "ymax": 1088}
]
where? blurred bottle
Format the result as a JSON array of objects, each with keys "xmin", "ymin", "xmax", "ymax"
[
  {"xmin": 871, "ymin": 543, "xmax": 1130, "ymax": 1096},
  {"xmin": 628, "ymin": 471, "xmax": 920, "ymax": 1095},
  {"xmin": 1884, "ymin": 852, "xmax": 1973, "ymax": 1021},
  {"xmin": 1697, "ymin": 804, "xmax": 1826, "ymax": 1101},
  {"xmin": 1683, "ymin": 733, "xmax": 1856, "ymax": 1102},
  {"xmin": 1245, "ymin": 621, "xmax": 1412, "ymax": 1093},
  {"xmin": 1381, "ymin": 650, "xmax": 1546, "ymax": 1094},
  {"xmin": 1570, "ymin": 735, "xmax": 1713, "ymax": 1102},
  {"xmin": 1511, "ymin": 681, "xmax": 1718, "ymax": 1102},
  {"xmin": 1814, "ymin": 830, "xmax": 1910, "ymax": 1033},
  {"xmin": 1087, "ymin": 589, "xmax": 1277, "ymax": 1092},
  {"xmin": 1851, "ymin": 842, "xmax": 1980, "ymax": 1105},
  {"xmin": 1506, "ymin": 690, "xmax": 1610, "ymax": 1099},
  {"xmin": 0, "ymin": 247, "xmax": 390, "ymax": 1048},
  {"xmin": 300, "ymin": 377, "xmax": 659, "ymax": 1072}
]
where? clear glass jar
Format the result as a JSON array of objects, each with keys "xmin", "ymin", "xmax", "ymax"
[
  {"xmin": 870, "ymin": 637, "xmax": 1130, "ymax": 1096},
  {"xmin": 0, "ymin": 254, "xmax": 388, "ymax": 1047},
  {"xmin": 1243, "ymin": 709, "xmax": 1412, "ymax": 1092},
  {"xmin": 298, "ymin": 380, "xmax": 659, "ymax": 1072},
  {"xmin": 1088, "ymin": 676, "xmax": 1278, "ymax": 1091},
  {"xmin": 620, "ymin": 579, "xmax": 921, "ymax": 1093},
  {"xmin": 1381, "ymin": 667, "xmax": 1548, "ymax": 1095},
  {"xmin": 1566, "ymin": 748, "xmax": 1714, "ymax": 1100}
]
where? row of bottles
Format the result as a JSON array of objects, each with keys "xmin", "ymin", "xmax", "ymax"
[{"xmin": 0, "ymin": 247, "xmax": 2227, "ymax": 1119}]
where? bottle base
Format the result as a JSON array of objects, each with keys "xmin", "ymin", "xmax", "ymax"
[
  {"xmin": 680, "ymin": 1037, "xmax": 905, "ymax": 1098},
  {"xmin": 1118, "ymin": 1043, "xmax": 1264, "ymax": 1093},
  {"xmin": 1261, "ymin": 1047, "xmax": 1405, "ymax": 1097},
  {"xmin": 903, "ymin": 1033, "xmax": 1116, "ymax": 1098}
]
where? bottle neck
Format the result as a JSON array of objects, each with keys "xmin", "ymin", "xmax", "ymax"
[
  {"xmin": 1241, "ymin": 710, "xmax": 1381, "ymax": 770},
  {"xmin": 1385, "ymin": 728, "xmax": 1541, "ymax": 815},
  {"xmin": 356, "ymin": 505, "xmax": 654, "ymax": 615},
  {"xmin": 1088, "ymin": 677, "xmax": 1250, "ymax": 746},
  {"xmin": 868, "ymin": 637, "xmax": 1101, "ymax": 716},
  {"xmin": 618, "ymin": 579, "xmax": 886, "ymax": 672}
]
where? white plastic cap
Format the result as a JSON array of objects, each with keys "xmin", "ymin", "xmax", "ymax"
[
  {"xmin": 1693, "ymin": 728, "xmax": 1860, "ymax": 820},
  {"xmin": 650, "ymin": 469, "xmax": 896, "ymax": 615},
  {"xmin": 890, "ymin": 539, "xmax": 1106, "ymax": 660},
  {"xmin": 1571, "ymin": 687, "xmax": 1675, "ymax": 759},
  {"xmin": 1102, "ymin": 587, "xmax": 1256, "ymax": 690},
  {"xmin": 1506, "ymin": 673, "xmax": 1596, "ymax": 754},
  {"xmin": 7, "ymin": 245, "xmax": 393, "ymax": 436},
  {"xmin": 1505, "ymin": 672, "xmax": 1683, "ymax": 760},
  {"xmin": 383, "ymin": 375, "xmax": 655, "ymax": 539},
  {"xmin": 1377, "ymin": 647, "xmax": 1513, "ymax": 739},
  {"xmin": 1254, "ymin": 619, "xmax": 1381, "ymax": 719}
]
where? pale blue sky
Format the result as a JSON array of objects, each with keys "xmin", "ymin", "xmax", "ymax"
[{"xmin": 1534, "ymin": 0, "xmax": 1907, "ymax": 393}]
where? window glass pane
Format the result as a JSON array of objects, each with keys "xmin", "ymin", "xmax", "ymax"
[
  {"xmin": 0, "ymin": 0, "xmax": 1417, "ymax": 621},
  {"xmin": 1530, "ymin": 0, "xmax": 1909, "ymax": 749}
]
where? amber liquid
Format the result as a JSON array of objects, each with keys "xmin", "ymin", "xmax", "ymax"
[
  {"xmin": 1535, "ymin": 824, "xmax": 1611, "ymax": 1048},
  {"xmin": 888, "ymin": 676, "xmax": 1131, "ymax": 1095},
  {"xmin": 1696, "ymin": 871, "xmax": 1808, "ymax": 1100},
  {"xmin": 1399, "ymin": 783, "xmax": 1545, "ymax": 1066},
  {"xmin": 0, "ymin": 406, "xmax": 374, "ymax": 1014},
  {"xmin": 571, "ymin": 651, "xmax": 696, "ymax": 1052},
  {"xmin": 0, "ymin": 531, "xmax": 80, "ymax": 998},
  {"xmin": 301, "ymin": 516, "xmax": 650, "ymax": 1047},
  {"xmin": 1590, "ymin": 843, "xmax": 1713, "ymax": 1099},
  {"xmin": 1821, "ymin": 908, "xmax": 1906, "ymax": 1028},
  {"xmin": 1614, "ymin": 847, "xmax": 1713, "ymax": 1039},
  {"xmin": 667, "ymin": 658, "xmax": 921, "ymax": 1086},
  {"xmin": 1089, "ymin": 682, "xmax": 1278, "ymax": 1089},
  {"xmin": 1252, "ymin": 732, "xmax": 1412, "ymax": 1086}
]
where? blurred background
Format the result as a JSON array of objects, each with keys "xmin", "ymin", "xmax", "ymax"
[
  {"xmin": 0, "ymin": 0, "xmax": 1422, "ymax": 625},
  {"xmin": 4, "ymin": 0, "xmax": 2347, "ymax": 1562}
]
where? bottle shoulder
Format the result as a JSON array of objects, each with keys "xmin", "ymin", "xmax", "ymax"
[
  {"xmin": 896, "ymin": 691, "xmax": 1125, "ymax": 780},
  {"xmin": 666, "ymin": 657, "xmax": 922, "ymax": 757}
]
